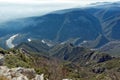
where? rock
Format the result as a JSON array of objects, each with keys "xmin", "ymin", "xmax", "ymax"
[
  {"xmin": 90, "ymin": 53, "xmax": 112, "ymax": 63},
  {"xmin": 0, "ymin": 66, "xmax": 47, "ymax": 80},
  {"xmin": 34, "ymin": 74, "xmax": 44, "ymax": 80},
  {"xmin": 0, "ymin": 66, "xmax": 9, "ymax": 74},
  {"xmin": 13, "ymin": 67, "xmax": 36, "ymax": 79},
  {"xmin": 97, "ymin": 54, "xmax": 112, "ymax": 63},
  {"xmin": 92, "ymin": 67, "xmax": 105, "ymax": 73},
  {"xmin": 0, "ymin": 51, "xmax": 5, "ymax": 55},
  {"xmin": 12, "ymin": 75, "xmax": 28, "ymax": 80}
]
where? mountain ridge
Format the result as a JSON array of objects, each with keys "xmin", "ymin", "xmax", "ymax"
[{"xmin": 0, "ymin": 2, "xmax": 120, "ymax": 52}]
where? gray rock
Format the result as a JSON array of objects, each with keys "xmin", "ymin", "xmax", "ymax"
[
  {"xmin": 92, "ymin": 67, "xmax": 105, "ymax": 73},
  {"xmin": 0, "ymin": 66, "xmax": 47, "ymax": 80},
  {"xmin": 34, "ymin": 74, "xmax": 44, "ymax": 80},
  {"xmin": 0, "ymin": 54, "xmax": 4, "ymax": 65}
]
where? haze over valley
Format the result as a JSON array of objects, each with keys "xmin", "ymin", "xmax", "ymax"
[{"xmin": 0, "ymin": 0, "xmax": 120, "ymax": 80}]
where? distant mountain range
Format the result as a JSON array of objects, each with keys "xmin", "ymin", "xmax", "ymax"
[
  {"xmin": 0, "ymin": 2, "xmax": 120, "ymax": 50},
  {"xmin": 0, "ymin": 2, "xmax": 120, "ymax": 79}
]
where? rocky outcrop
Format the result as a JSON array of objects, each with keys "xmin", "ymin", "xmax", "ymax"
[
  {"xmin": 92, "ymin": 67, "xmax": 105, "ymax": 74},
  {"xmin": 0, "ymin": 66, "xmax": 71, "ymax": 80},
  {"xmin": 0, "ymin": 66, "xmax": 45, "ymax": 80},
  {"xmin": 90, "ymin": 53, "xmax": 112, "ymax": 63},
  {"xmin": 34, "ymin": 74, "xmax": 46, "ymax": 80}
]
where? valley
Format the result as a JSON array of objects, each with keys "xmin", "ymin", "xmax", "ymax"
[{"xmin": 0, "ymin": 1, "xmax": 120, "ymax": 80}]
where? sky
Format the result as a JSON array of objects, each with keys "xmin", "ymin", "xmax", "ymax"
[{"xmin": 0, "ymin": 0, "xmax": 120, "ymax": 22}]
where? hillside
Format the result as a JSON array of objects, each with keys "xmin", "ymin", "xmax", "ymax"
[
  {"xmin": 0, "ymin": 43, "xmax": 120, "ymax": 80},
  {"xmin": 99, "ymin": 41, "xmax": 120, "ymax": 56},
  {"xmin": 1, "ymin": 2, "xmax": 120, "ymax": 49},
  {"xmin": 15, "ymin": 40, "xmax": 51, "ymax": 55},
  {"xmin": 0, "ymin": 1, "xmax": 120, "ymax": 80}
]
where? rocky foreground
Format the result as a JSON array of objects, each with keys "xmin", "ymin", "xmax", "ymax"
[
  {"xmin": 0, "ymin": 66, "xmax": 45, "ymax": 80},
  {"xmin": 0, "ymin": 66, "xmax": 72, "ymax": 80},
  {"xmin": 0, "ymin": 49, "xmax": 72, "ymax": 80}
]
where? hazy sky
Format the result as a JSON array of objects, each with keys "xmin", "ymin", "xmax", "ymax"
[{"xmin": 0, "ymin": 0, "xmax": 120, "ymax": 22}]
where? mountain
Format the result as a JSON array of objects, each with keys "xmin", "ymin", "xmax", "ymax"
[
  {"xmin": 99, "ymin": 41, "xmax": 120, "ymax": 56},
  {"xmin": 86, "ymin": 2, "xmax": 120, "ymax": 40},
  {"xmin": 0, "ymin": 2, "xmax": 120, "ymax": 50},
  {"xmin": 0, "ymin": 2, "xmax": 120, "ymax": 80},
  {"xmin": 16, "ymin": 41, "xmax": 112, "ymax": 66},
  {"xmin": 15, "ymin": 40, "xmax": 51, "ymax": 55},
  {"xmin": 1, "ymin": 9, "xmax": 102, "ymax": 40},
  {"xmin": 1, "ymin": 43, "xmax": 120, "ymax": 80},
  {"xmin": 49, "ymin": 43, "xmax": 112, "ymax": 66}
]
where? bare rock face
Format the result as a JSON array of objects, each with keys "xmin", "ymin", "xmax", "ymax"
[{"xmin": 0, "ymin": 66, "xmax": 45, "ymax": 80}]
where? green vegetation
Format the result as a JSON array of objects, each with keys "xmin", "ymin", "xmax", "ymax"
[
  {"xmin": 5, "ymin": 53, "xmax": 31, "ymax": 68},
  {"xmin": 1, "ymin": 46, "xmax": 120, "ymax": 80},
  {"xmin": 4, "ymin": 50, "xmax": 44, "ymax": 70},
  {"xmin": 15, "ymin": 40, "xmax": 50, "ymax": 56},
  {"xmin": 93, "ymin": 58, "xmax": 120, "ymax": 70}
]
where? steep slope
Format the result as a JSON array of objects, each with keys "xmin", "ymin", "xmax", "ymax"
[
  {"xmin": 0, "ymin": 9, "xmax": 102, "ymax": 49},
  {"xmin": 0, "ymin": 2, "xmax": 120, "ymax": 49},
  {"xmin": 15, "ymin": 41, "xmax": 113, "ymax": 66},
  {"xmin": 80, "ymin": 35, "xmax": 109, "ymax": 48},
  {"xmin": 15, "ymin": 40, "xmax": 51, "ymax": 55},
  {"xmin": 20, "ymin": 10, "xmax": 102, "ymax": 41},
  {"xmin": 49, "ymin": 43, "xmax": 112, "ymax": 66},
  {"xmin": 86, "ymin": 3, "xmax": 120, "ymax": 40},
  {"xmin": 0, "ymin": 44, "xmax": 120, "ymax": 80},
  {"xmin": 99, "ymin": 41, "xmax": 120, "ymax": 56}
]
